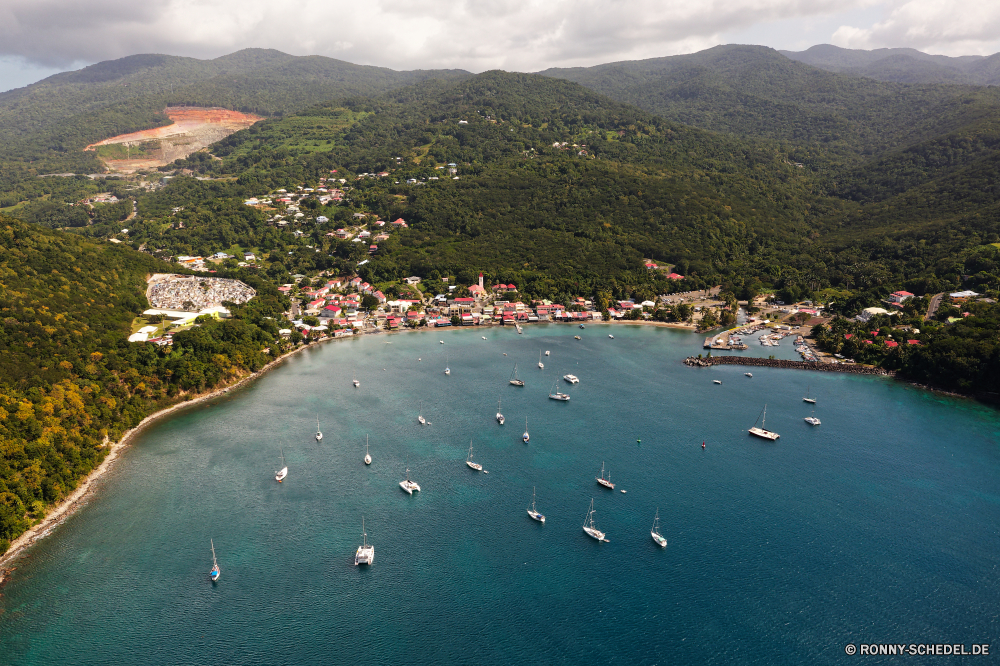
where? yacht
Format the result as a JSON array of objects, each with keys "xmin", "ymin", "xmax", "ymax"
[
  {"xmin": 353, "ymin": 372, "xmax": 360, "ymax": 388},
  {"xmin": 537, "ymin": 351, "xmax": 544, "ymax": 369},
  {"xmin": 548, "ymin": 380, "xmax": 570, "ymax": 401},
  {"xmin": 496, "ymin": 397, "xmax": 505, "ymax": 425},
  {"xmin": 355, "ymin": 518, "xmax": 374, "ymax": 565},
  {"xmin": 545, "ymin": 350, "xmax": 550, "ymax": 356},
  {"xmin": 516, "ymin": 323, "xmax": 523, "ymax": 334},
  {"xmin": 713, "ymin": 380, "xmax": 722, "ymax": 385},
  {"xmin": 582, "ymin": 498, "xmax": 606, "ymax": 542},
  {"xmin": 527, "ymin": 487, "xmax": 545, "ymax": 523},
  {"xmin": 522, "ymin": 417, "xmax": 529, "ymax": 443},
  {"xmin": 651, "ymin": 509, "xmax": 667, "ymax": 548},
  {"xmin": 596, "ymin": 461, "xmax": 615, "ymax": 490},
  {"xmin": 509, "ymin": 364, "xmax": 524, "ymax": 387},
  {"xmin": 209, "ymin": 539, "xmax": 221, "ymax": 581},
  {"xmin": 275, "ymin": 448, "xmax": 288, "ymax": 482},
  {"xmin": 444, "ymin": 355, "xmax": 450, "ymax": 375},
  {"xmin": 418, "ymin": 403, "xmax": 426, "ymax": 425},
  {"xmin": 315, "ymin": 415, "xmax": 323, "ymax": 442},
  {"xmin": 803, "ymin": 386, "xmax": 816, "ymax": 404},
  {"xmin": 608, "ymin": 334, "xmax": 614, "ymax": 339},
  {"xmin": 364, "ymin": 435, "xmax": 371, "ymax": 465},
  {"xmin": 804, "ymin": 407, "xmax": 821, "ymax": 426},
  {"xmin": 466, "ymin": 439, "xmax": 483, "ymax": 471},
  {"xmin": 748, "ymin": 404, "xmax": 780, "ymax": 440},
  {"xmin": 574, "ymin": 335, "xmax": 581, "ymax": 340},
  {"xmin": 399, "ymin": 467, "xmax": 420, "ymax": 494},
  {"xmin": 563, "ymin": 374, "xmax": 579, "ymax": 384},
  {"xmin": 744, "ymin": 372, "xmax": 753, "ymax": 378}
]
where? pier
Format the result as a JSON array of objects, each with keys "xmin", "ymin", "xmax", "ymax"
[{"xmin": 684, "ymin": 355, "xmax": 894, "ymax": 376}]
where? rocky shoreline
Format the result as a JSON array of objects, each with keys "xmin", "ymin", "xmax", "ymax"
[{"xmin": 683, "ymin": 355, "xmax": 895, "ymax": 376}]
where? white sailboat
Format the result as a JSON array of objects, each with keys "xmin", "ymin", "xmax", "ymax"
[
  {"xmin": 418, "ymin": 402, "xmax": 426, "ymax": 425},
  {"xmin": 544, "ymin": 350, "xmax": 550, "ymax": 356},
  {"xmin": 466, "ymin": 438, "xmax": 483, "ymax": 471},
  {"xmin": 804, "ymin": 407, "xmax": 821, "ymax": 426},
  {"xmin": 803, "ymin": 386, "xmax": 816, "ymax": 404},
  {"xmin": 537, "ymin": 351, "xmax": 544, "ymax": 369},
  {"xmin": 509, "ymin": 363, "xmax": 524, "ymax": 387},
  {"xmin": 275, "ymin": 447, "xmax": 288, "ymax": 482},
  {"xmin": 651, "ymin": 509, "xmax": 667, "ymax": 547},
  {"xmin": 364, "ymin": 435, "xmax": 372, "ymax": 465},
  {"xmin": 399, "ymin": 467, "xmax": 420, "ymax": 494},
  {"xmin": 355, "ymin": 518, "xmax": 374, "ymax": 565},
  {"xmin": 496, "ymin": 396, "xmax": 505, "ymax": 425},
  {"xmin": 596, "ymin": 461, "xmax": 615, "ymax": 490},
  {"xmin": 444, "ymin": 355, "xmax": 450, "ymax": 375},
  {"xmin": 315, "ymin": 415, "xmax": 323, "ymax": 441},
  {"xmin": 582, "ymin": 498, "xmax": 607, "ymax": 542},
  {"xmin": 527, "ymin": 487, "xmax": 545, "ymax": 523},
  {"xmin": 748, "ymin": 404, "xmax": 780, "ymax": 440},
  {"xmin": 209, "ymin": 539, "xmax": 221, "ymax": 581},
  {"xmin": 353, "ymin": 371, "xmax": 360, "ymax": 388},
  {"xmin": 548, "ymin": 379, "xmax": 570, "ymax": 401},
  {"xmin": 522, "ymin": 417, "xmax": 529, "ymax": 443}
]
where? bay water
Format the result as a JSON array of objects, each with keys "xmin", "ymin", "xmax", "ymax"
[{"xmin": 2, "ymin": 324, "xmax": 999, "ymax": 664}]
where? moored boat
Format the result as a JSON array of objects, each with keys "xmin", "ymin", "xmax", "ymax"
[
  {"xmin": 466, "ymin": 438, "xmax": 483, "ymax": 471},
  {"xmin": 651, "ymin": 509, "xmax": 667, "ymax": 548},
  {"xmin": 527, "ymin": 487, "xmax": 545, "ymax": 523},
  {"xmin": 563, "ymin": 374, "xmax": 579, "ymax": 384},
  {"xmin": 399, "ymin": 467, "xmax": 420, "ymax": 494},
  {"xmin": 582, "ymin": 498, "xmax": 606, "ymax": 542},
  {"xmin": 355, "ymin": 518, "xmax": 374, "ymax": 565},
  {"xmin": 275, "ymin": 448, "xmax": 288, "ymax": 482},
  {"xmin": 209, "ymin": 539, "xmax": 221, "ymax": 581},
  {"xmin": 596, "ymin": 461, "xmax": 615, "ymax": 489},
  {"xmin": 748, "ymin": 404, "xmax": 780, "ymax": 440}
]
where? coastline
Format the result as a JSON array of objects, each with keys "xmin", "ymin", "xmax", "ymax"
[{"xmin": 0, "ymin": 335, "xmax": 337, "ymax": 579}]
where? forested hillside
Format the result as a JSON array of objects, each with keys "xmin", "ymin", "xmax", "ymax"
[
  {"xmin": 781, "ymin": 44, "xmax": 1000, "ymax": 86},
  {"xmin": 0, "ymin": 217, "xmax": 291, "ymax": 552}
]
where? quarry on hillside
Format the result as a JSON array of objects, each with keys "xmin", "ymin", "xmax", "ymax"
[{"xmin": 85, "ymin": 107, "xmax": 263, "ymax": 172}]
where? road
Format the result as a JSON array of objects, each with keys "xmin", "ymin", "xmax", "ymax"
[{"xmin": 925, "ymin": 292, "xmax": 944, "ymax": 320}]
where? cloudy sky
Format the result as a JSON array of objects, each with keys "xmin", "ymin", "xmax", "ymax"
[{"xmin": 0, "ymin": 0, "xmax": 996, "ymax": 92}]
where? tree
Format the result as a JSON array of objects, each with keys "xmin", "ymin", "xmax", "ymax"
[{"xmin": 361, "ymin": 294, "xmax": 379, "ymax": 310}]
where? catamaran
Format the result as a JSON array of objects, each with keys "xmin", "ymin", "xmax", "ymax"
[
  {"xmin": 537, "ymin": 351, "xmax": 544, "ymax": 369},
  {"xmin": 209, "ymin": 539, "xmax": 221, "ymax": 581},
  {"xmin": 596, "ymin": 461, "xmax": 615, "ymax": 489},
  {"xmin": 748, "ymin": 404, "xmax": 780, "ymax": 440},
  {"xmin": 315, "ymin": 415, "xmax": 323, "ymax": 442},
  {"xmin": 548, "ymin": 379, "xmax": 570, "ymax": 401},
  {"xmin": 527, "ymin": 487, "xmax": 545, "ymax": 523},
  {"xmin": 355, "ymin": 518, "xmax": 374, "ymax": 566},
  {"xmin": 804, "ymin": 408, "xmax": 821, "ymax": 426},
  {"xmin": 275, "ymin": 447, "xmax": 288, "ymax": 482},
  {"xmin": 651, "ymin": 509, "xmax": 667, "ymax": 548},
  {"xmin": 364, "ymin": 435, "xmax": 372, "ymax": 465},
  {"xmin": 399, "ymin": 467, "xmax": 420, "ymax": 494},
  {"xmin": 466, "ymin": 438, "xmax": 483, "ymax": 471},
  {"xmin": 803, "ymin": 386, "xmax": 816, "ymax": 404},
  {"xmin": 522, "ymin": 417, "xmax": 529, "ymax": 443},
  {"xmin": 563, "ymin": 374, "xmax": 579, "ymax": 384},
  {"xmin": 509, "ymin": 364, "xmax": 524, "ymax": 387},
  {"xmin": 582, "ymin": 498, "xmax": 607, "ymax": 542}
]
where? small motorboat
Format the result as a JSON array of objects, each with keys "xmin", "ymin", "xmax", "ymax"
[
  {"xmin": 574, "ymin": 335, "xmax": 581, "ymax": 340},
  {"xmin": 608, "ymin": 334, "xmax": 614, "ymax": 339},
  {"xmin": 745, "ymin": 372, "xmax": 753, "ymax": 378},
  {"xmin": 713, "ymin": 380, "xmax": 722, "ymax": 385}
]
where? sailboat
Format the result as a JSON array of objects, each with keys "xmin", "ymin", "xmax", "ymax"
[
  {"xmin": 275, "ymin": 447, "xmax": 288, "ymax": 482},
  {"xmin": 596, "ymin": 461, "xmax": 615, "ymax": 489},
  {"xmin": 804, "ymin": 408, "xmax": 821, "ymax": 426},
  {"xmin": 355, "ymin": 518, "xmax": 374, "ymax": 565},
  {"xmin": 582, "ymin": 498, "xmax": 607, "ymax": 542},
  {"xmin": 399, "ymin": 467, "xmax": 420, "ymax": 494},
  {"xmin": 353, "ymin": 371, "xmax": 360, "ymax": 388},
  {"xmin": 209, "ymin": 539, "xmax": 221, "ymax": 581},
  {"xmin": 466, "ymin": 438, "xmax": 483, "ymax": 471},
  {"xmin": 509, "ymin": 363, "xmax": 524, "ymax": 387},
  {"xmin": 544, "ymin": 350, "xmax": 550, "ymax": 356},
  {"xmin": 418, "ymin": 402, "xmax": 426, "ymax": 425},
  {"xmin": 527, "ymin": 487, "xmax": 545, "ymax": 523},
  {"xmin": 548, "ymin": 379, "xmax": 570, "ymax": 401},
  {"xmin": 651, "ymin": 509, "xmax": 667, "ymax": 548},
  {"xmin": 803, "ymin": 386, "xmax": 816, "ymax": 404},
  {"xmin": 444, "ymin": 355, "xmax": 450, "ymax": 375},
  {"xmin": 537, "ymin": 351, "xmax": 544, "ymax": 369},
  {"xmin": 748, "ymin": 404, "xmax": 780, "ymax": 440},
  {"xmin": 522, "ymin": 417, "xmax": 529, "ymax": 443},
  {"xmin": 315, "ymin": 415, "xmax": 323, "ymax": 441},
  {"xmin": 496, "ymin": 396, "xmax": 505, "ymax": 425},
  {"xmin": 364, "ymin": 435, "xmax": 372, "ymax": 465}
]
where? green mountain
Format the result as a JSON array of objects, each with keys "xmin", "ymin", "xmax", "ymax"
[{"xmin": 781, "ymin": 44, "xmax": 1000, "ymax": 86}]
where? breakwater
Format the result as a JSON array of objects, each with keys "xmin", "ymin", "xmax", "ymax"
[{"xmin": 684, "ymin": 355, "xmax": 894, "ymax": 376}]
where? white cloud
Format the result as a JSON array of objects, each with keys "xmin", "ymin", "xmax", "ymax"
[
  {"xmin": 832, "ymin": 0, "xmax": 1000, "ymax": 55},
  {"xmin": 0, "ymin": 0, "xmax": 872, "ymax": 74}
]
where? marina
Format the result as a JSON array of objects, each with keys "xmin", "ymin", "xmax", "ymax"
[{"xmin": 3, "ymin": 324, "xmax": 1000, "ymax": 664}]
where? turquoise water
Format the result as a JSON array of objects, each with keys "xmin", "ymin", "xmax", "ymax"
[{"xmin": 3, "ymin": 325, "xmax": 1000, "ymax": 665}]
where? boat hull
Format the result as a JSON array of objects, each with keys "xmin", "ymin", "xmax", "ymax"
[
  {"xmin": 355, "ymin": 546, "xmax": 374, "ymax": 565},
  {"xmin": 399, "ymin": 481, "xmax": 420, "ymax": 494},
  {"xmin": 466, "ymin": 461, "xmax": 483, "ymax": 471},
  {"xmin": 364, "ymin": 455, "xmax": 372, "ymax": 465},
  {"xmin": 509, "ymin": 380, "xmax": 524, "ymax": 386},
  {"xmin": 748, "ymin": 427, "xmax": 779, "ymax": 440},
  {"xmin": 596, "ymin": 478, "xmax": 615, "ymax": 490},
  {"xmin": 583, "ymin": 526, "xmax": 606, "ymax": 541},
  {"xmin": 528, "ymin": 510, "xmax": 545, "ymax": 523},
  {"xmin": 548, "ymin": 393, "xmax": 570, "ymax": 401},
  {"xmin": 651, "ymin": 531, "xmax": 667, "ymax": 548}
]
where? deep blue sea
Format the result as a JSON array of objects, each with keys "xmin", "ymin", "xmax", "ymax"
[{"xmin": 3, "ymin": 324, "xmax": 999, "ymax": 665}]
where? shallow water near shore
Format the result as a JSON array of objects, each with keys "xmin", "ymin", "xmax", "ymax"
[{"xmin": 3, "ymin": 324, "xmax": 999, "ymax": 665}]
